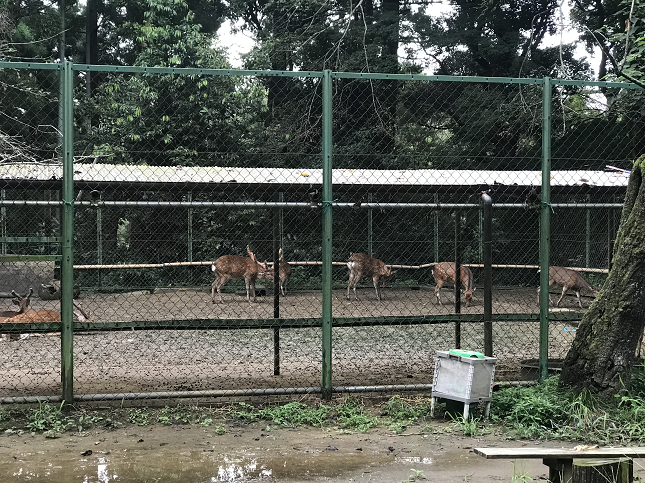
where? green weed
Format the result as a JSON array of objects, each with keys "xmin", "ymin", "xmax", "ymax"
[
  {"xmin": 492, "ymin": 375, "xmax": 645, "ymax": 443},
  {"xmin": 214, "ymin": 425, "xmax": 226, "ymax": 435},
  {"xmin": 27, "ymin": 401, "xmax": 72, "ymax": 435},
  {"xmin": 335, "ymin": 397, "xmax": 378, "ymax": 432},
  {"xmin": 382, "ymin": 396, "xmax": 431, "ymax": 433},
  {"xmin": 201, "ymin": 418, "xmax": 213, "ymax": 427},
  {"xmin": 158, "ymin": 404, "xmax": 193, "ymax": 425},
  {"xmin": 450, "ymin": 414, "xmax": 486, "ymax": 437},
  {"xmin": 233, "ymin": 401, "xmax": 331, "ymax": 428},
  {"xmin": 128, "ymin": 408, "xmax": 150, "ymax": 426}
]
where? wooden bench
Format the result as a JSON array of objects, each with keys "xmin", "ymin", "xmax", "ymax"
[{"xmin": 474, "ymin": 446, "xmax": 645, "ymax": 483}]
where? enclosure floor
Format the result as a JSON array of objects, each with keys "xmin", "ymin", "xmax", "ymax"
[{"xmin": 0, "ymin": 287, "xmax": 583, "ymax": 397}]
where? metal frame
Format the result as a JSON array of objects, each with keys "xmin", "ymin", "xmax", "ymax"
[{"xmin": 0, "ymin": 60, "xmax": 639, "ymax": 402}]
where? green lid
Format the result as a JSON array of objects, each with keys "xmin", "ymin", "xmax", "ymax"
[{"xmin": 449, "ymin": 349, "xmax": 485, "ymax": 359}]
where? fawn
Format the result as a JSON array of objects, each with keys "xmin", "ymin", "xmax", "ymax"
[
  {"xmin": 537, "ymin": 266, "xmax": 600, "ymax": 309},
  {"xmin": 211, "ymin": 246, "xmax": 270, "ymax": 304},
  {"xmin": 432, "ymin": 262, "xmax": 475, "ymax": 307},
  {"xmin": 346, "ymin": 253, "xmax": 394, "ymax": 301}
]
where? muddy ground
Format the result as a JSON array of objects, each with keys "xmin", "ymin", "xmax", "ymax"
[
  {"xmin": 0, "ymin": 287, "xmax": 584, "ymax": 398},
  {"xmin": 2, "ymin": 410, "xmax": 635, "ymax": 483}
]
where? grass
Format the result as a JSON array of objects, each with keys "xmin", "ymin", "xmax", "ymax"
[
  {"xmin": 6, "ymin": 373, "xmax": 645, "ymax": 445},
  {"xmin": 491, "ymin": 373, "xmax": 645, "ymax": 444}
]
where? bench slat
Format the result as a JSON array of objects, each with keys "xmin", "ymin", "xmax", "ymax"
[{"xmin": 475, "ymin": 447, "xmax": 645, "ymax": 459}]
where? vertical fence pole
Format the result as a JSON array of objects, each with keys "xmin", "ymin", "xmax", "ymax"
[
  {"xmin": 187, "ymin": 192, "xmax": 193, "ymax": 286},
  {"xmin": 367, "ymin": 193, "xmax": 373, "ymax": 257},
  {"xmin": 321, "ymin": 70, "xmax": 333, "ymax": 400},
  {"xmin": 608, "ymin": 196, "xmax": 615, "ymax": 270},
  {"xmin": 454, "ymin": 212, "xmax": 461, "ymax": 349},
  {"xmin": 585, "ymin": 194, "xmax": 591, "ymax": 267},
  {"xmin": 539, "ymin": 76, "xmax": 552, "ymax": 382},
  {"xmin": 482, "ymin": 193, "xmax": 493, "ymax": 357},
  {"xmin": 273, "ymin": 192, "xmax": 281, "ymax": 376},
  {"xmin": 61, "ymin": 61, "xmax": 75, "ymax": 405},
  {"xmin": 96, "ymin": 194, "xmax": 102, "ymax": 289},
  {"xmin": 1, "ymin": 190, "xmax": 6, "ymax": 255},
  {"xmin": 434, "ymin": 194, "xmax": 439, "ymax": 262}
]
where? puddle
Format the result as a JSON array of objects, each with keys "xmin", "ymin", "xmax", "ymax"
[{"xmin": 0, "ymin": 449, "xmax": 394, "ymax": 482}]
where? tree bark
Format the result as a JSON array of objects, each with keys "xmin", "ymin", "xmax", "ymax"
[{"xmin": 560, "ymin": 154, "xmax": 645, "ymax": 393}]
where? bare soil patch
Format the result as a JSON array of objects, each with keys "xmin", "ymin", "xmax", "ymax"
[{"xmin": 0, "ymin": 287, "xmax": 583, "ymax": 398}]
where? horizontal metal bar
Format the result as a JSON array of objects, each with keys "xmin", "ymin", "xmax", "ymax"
[
  {"xmin": 0, "ymin": 237, "xmax": 60, "ymax": 243},
  {"xmin": 0, "ymin": 200, "xmax": 625, "ymax": 209},
  {"xmin": 0, "ymin": 384, "xmax": 442, "ymax": 404},
  {"xmin": 71, "ymin": 64, "xmax": 323, "ymax": 78},
  {"xmin": 0, "ymin": 61, "xmax": 62, "ymax": 70},
  {"xmin": 551, "ymin": 203, "xmax": 624, "ymax": 208},
  {"xmin": 553, "ymin": 78, "xmax": 641, "ymax": 89},
  {"xmin": 0, "ymin": 312, "xmax": 582, "ymax": 333},
  {"xmin": 332, "ymin": 72, "xmax": 544, "ymax": 84},
  {"xmin": 0, "ymin": 255, "xmax": 61, "ymax": 262}
]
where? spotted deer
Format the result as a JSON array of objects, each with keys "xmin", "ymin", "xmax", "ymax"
[
  {"xmin": 259, "ymin": 248, "xmax": 293, "ymax": 296},
  {"xmin": 346, "ymin": 253, "xmax": 394, "ymax": 301},
  {"xmin": 211, "ymin": 246, "xmax": 270, "ymax": 304},
  {"xmin": 432, "ymin": 262, "xmax": 475, "ymax": 307},
  {"xmin": 537, "ymin": 266, "xmax": 600, "ymax": 309},
  {"xmin": 0, "ymin": 288, "xmax": 33, "ymax": 341}
]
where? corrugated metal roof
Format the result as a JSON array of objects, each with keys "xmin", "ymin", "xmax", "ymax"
[{"xmin": 0, "ymin": 162, "xmax": 631, "ymax": 188}]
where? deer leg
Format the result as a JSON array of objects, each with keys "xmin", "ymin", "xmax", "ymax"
[
  {"xmin": 435, "ymin": 282, "xmax": 443, "ymax": 306},
  {"xmin": 211, "ymin": 276, "xmax": 220, "ymax": 303},
  {"xmin": 251, "ymin": 278, "xmax": 257, "ymax": 303},
  {"xmin": 575, "ymin": 290, "xmax": 583, "ymax": 309},
  {"xmin": 373, "ymin": 275, "xmax": 381, "ymax": 301},
  {"xmin": 556, "ymin": 286, "xmax": 568, "ymax": 307},
  {"xmin": 245, "ymin": 276, "xmax": 257, "ymax": 304},
  {"xmin": 281, "ymin": 277, "xmax": 287, "ymax": 297},
  {"xmin": 346, "ymin": 272, "xmax": 355, "ymax": 300},
  {"xmin": 214, "ymin": 274, "xmax": 230, "ymax": 303},
  {"xmin": 352, "ymin": 273, "xmax": 361, "ymax": 301}
]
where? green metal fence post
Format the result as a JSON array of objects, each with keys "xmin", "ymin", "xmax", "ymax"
[
  {"xmin": 61, "ymin": 60, "xmax": 75, "ymax": 405},
  {"xmin": 482, "ymin": 192, "xmax": 493, "ymax": 357},
  {"xmin": 321, "ymin": 69, "xmax": 333, "ymax": 400},
  {"xmin": 539, "ymin": 76, "xmax": 552, "ymax": 382}
]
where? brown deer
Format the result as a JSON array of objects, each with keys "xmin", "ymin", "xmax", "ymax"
[
  {"xmin": 0, "ymin": 288, "xmax": 34, "ymax": 340},
  {"xmin": 211, "ymin": 246, "xmax": 270, "ymax": 304},
  {"xmin": 346, "ymin": 253, "xmax": 394, "ymax": 301},
  {"xmin": 432, "ymin": 262, "xmax": 475, "ymax": 307},
  {"xmin": 259, "ymin": 248, "xmax": 293, "ymax": 296},
  {"xmin": 537, "ymin": 266, "xmax": 600, "ymax": 309}
]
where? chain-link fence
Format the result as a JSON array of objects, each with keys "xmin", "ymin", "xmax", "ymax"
[{"xmin": 0, "ymin": 62, "xmax": 642, "ymax": 402}]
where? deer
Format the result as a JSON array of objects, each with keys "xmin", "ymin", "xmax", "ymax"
[
  {"xmin": 211, "ymin": 246, "xmax": 270, "ymax": 304},
  {"xmin": 432, "ymin": 262, "xmax": 475, "ymax": 307},
  {"xmin": 346, "ymin": 253, "xmax": 394, "ymax": 301},
  {"xmin": 537, "ymin": 266, "xmax": 600, "ymax": 309},
  {"xmin": 0, "ymin": 288, "xmax": 34, "ymax": 341},
  {"xmin": 259, "ymin": 248, "xmax": 292, "ymax": 296},
  {"xmin": 2, "ymin": 301, "xmax": 91, "ymax": 340}
]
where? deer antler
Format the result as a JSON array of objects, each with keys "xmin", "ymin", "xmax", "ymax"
[
  {"xmin": 10, "ymin": 290, "xmax": 21, "ymax": 300},
  {"xmin": 247, "ymin": 245, "xmax": 257, "ymax": 262},
  {"xmin": 279, "ymin": 248, "xmax": 283, "ymax": 261}
]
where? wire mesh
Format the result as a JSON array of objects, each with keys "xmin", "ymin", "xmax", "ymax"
[
  {"xmin": 0, "ymin": 62, "xmax": 641, "ymax": 401},
  {"xmin": 0, "ymin": 65, "xmax": 63, "ymax": 397}
]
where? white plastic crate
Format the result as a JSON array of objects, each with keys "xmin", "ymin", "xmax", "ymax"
[{"xmin": 431, "ymin": 350, "xmax": 497, "ymax": 419}]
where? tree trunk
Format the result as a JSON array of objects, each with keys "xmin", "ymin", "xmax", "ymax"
[{"xmin": 560, "ymin": 154, "xmax": 645, "ymax": 393}]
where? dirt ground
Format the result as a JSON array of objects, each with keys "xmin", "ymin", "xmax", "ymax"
[
  {"xmin": 0, "ymin": 286, "xmax": 585, "ymax": 398},
  {"xmin": 0, "ymin": 413, "xmax": 622, "ymax": 483}
]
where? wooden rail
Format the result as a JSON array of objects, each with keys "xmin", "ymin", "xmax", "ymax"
[{"xmin": 71, "ymin": 261, "xmax": 609, "ymax": 274}]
